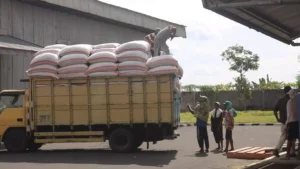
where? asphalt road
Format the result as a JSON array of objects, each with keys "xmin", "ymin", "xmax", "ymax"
[{"xmin": 0, "ymin": 126, "xmax": 281, "ymax": 169}]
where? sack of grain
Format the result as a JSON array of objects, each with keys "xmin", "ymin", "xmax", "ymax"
[
  {"xmin": 28, "ymin": 72, "xmax": 59, "ymax": 79},
  {"xmin": 86, "ymin": 62, "xmax": 117, "ymax": 74},
  {"xmin": 27, "ymin": 65, "xmax": 58, "ymax": 74},
  {"xmin": 58, "ymin": 73, "xmax": 87, "ymax": 79},
  {"xmin": 118, "ymin": 61, "xmax": 148, "ymax": 71},
  {"xmin": 148, "ymin": 66, "xmax": 178, "ymax": 75},
  {"xmin": 88, "ymin": 52, "xmax": 117, "ymax": 64},
  {"xmin": 119, "ymin": 70, "xmax": 147, "ymax": 76},
  {"xmin": 91, "ymin": 48, "xmax": 116, "ymax": 54},
  {"xmin": 29, "ymin": 53, "xmax": 59, "ymax": 68},
  {"xmin": 177, "ymin": 64, "xmax": 183, "ymax": 78},
  {"xmin": 115, "ymin": 40, "xmax": 150, "ymax": 54},
  {"xmin": 34, "ymin": 48, "xmax": 61, "ymax": 57},
  {"xmin": 116, "ymin": 51, "xmax": 149, "ymax": 63},
  {"xmin": 58, "ymin": 54, "xmax": 88, "ymax": 67},
  {"xmin": 59, "ymin": 44, "xmax": 92, "ymax": 57},
  {"xmin": 146, "ymin": 55, "xmax": 178, "ymax": 69},
  {"xmin": 88, "ymin": 71, "xmax": 118, "ymax": 77},
  {"xmin": 93, "ymin": 43, "xmax": 120, "ymax": 49},
  {"xmin": 58, "ymin": 64, "xmax": 88, "ymax": 74},
  {"xmin": 44, "ymin": 44, "xmax": 67, "ymax": 50}
]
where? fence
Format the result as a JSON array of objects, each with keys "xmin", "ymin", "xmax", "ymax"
[{"xmin": 180, "ymin": 90, "xmax": 284, "ymax": 112}]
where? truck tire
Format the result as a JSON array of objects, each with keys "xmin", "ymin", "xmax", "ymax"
[
  {"xmin": 109, "ymin": 128, "xmax": 135, "ymax": 153},
  {"xmin": 3, "ymin": 128, "xmax": 27, "ymax": 153}
]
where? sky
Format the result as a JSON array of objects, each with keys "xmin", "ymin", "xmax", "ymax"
[{"xmin": 100, "ymin": 0, "xmax": 299, "ymax": 85}]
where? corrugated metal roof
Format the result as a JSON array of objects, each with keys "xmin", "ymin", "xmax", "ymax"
[
  {"xmin": 202, "ymin": 0, "xmax": 300, "ymax": 46},
  {"xmin": 25, "ymin": 0, "xmax": 187, "ymax": 38},
  {"xmin": 0, "ymin": 36, "xmax": 41, "ymax": 52}
]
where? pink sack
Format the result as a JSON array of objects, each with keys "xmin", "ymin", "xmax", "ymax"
[
  {"xmin": 29, "ymin": 53, "xmax": 59, "ymax": 68},
  {"xmin": 58, "ymin": 54, "xmax": 88, "ymax": 67},
  {"xmin": 88, "ymin": 71, "xmax": 119, "ymax": 77},
  {"xmin": 116, "ymin": 51, "xmax": 149, "ymax": 63},
  {"xmin": 88, "ymin": 52, "xmax": 117, "ymax": 64},
  {"xmin": 44, "ymin": 44, "xmax": 67, "ymax": 50},
  {"xmin": 58, "ymin": 64, "xmax": 88, "ymax": 74},
  {"xmin": 118, "ymin": 61, "xmax": 148, "ymax": 71},
  {"xmin": 59, "ymin": 44, "xmax": 92, "ymax": 57},
  {"xmin": 28, "ymin": 72, "xmax": 59, "ymax": 79},
  {"xmin": 91, "ymin": 48, "xmax": 116, "ymax": 54},
  {"xmin": 87, "ymin": 62, "xmax": 118, "ymax": 74},
  {"xmin": 58, "ymin": 73, "xmax": 87, "ymax": 79},
  {"xmin": 146, "ymin": 55, "xmax": 178, "ymax": 69},
  {"xmin": 148, "ymin": 66, "xmax": 178, "ymax": 75},
  {"xmin": 119, "ymin": 70, "xmax": 147, "ymax": 76},
  {"xmin": 34, "ymin": 48, "xmax": 61, "ymax": 57},
  {"xmin": 115, "ymin": 40, "xmax": 150, "ymax": 54},
  {"xmin": 27, "ymin": 65, "xmax": 58, "ymax": 74},
  {"xmin": 93, "ymin": 43, "xmax": 120, "ymax": 49}
]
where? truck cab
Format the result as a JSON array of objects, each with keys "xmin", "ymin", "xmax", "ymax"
[{"xmin": 0, "ymin": 89, "xmax": 40, "ymax": 152}]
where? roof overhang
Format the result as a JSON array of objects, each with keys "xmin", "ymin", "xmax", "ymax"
[
  {"xmin": 202, "ymin": 0, "xmax": 300, "ymax": 46},
  {"xmin": 0, "ymin": 35, "xmax": 42, "ymax": 57},
  {"xmin": 0, "ymin": 90, "xmax": 25, "ymax": 95},
  {"xmin": 24, "ymin": 0, "xmax": 187, "ymax": 38}
]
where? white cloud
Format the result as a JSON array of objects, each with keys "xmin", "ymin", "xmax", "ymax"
[{"xmin": 100, "ymin": 0, "xmax": 299, "ymax": 85}]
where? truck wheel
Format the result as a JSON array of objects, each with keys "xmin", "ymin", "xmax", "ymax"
[
  {"xmin": 109, "ymin": 128, "xmax": 135, "ymax": 153},
  {"xmin": 4, "ymin": 129, "xmax": 27, "ymax": 153}
]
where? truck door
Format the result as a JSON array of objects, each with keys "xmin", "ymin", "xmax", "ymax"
[{"xmin": 0, "ymin": 92, "xmax": 26, "ymax": 138}]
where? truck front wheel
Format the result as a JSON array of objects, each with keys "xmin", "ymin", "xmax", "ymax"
[
  {"xmin": 3, "ymin": 128, "xmax": 27, "ymax": 153},
  {"xmin": 109, "ymin": 128, "xmax": 135, "ymax": 153}
]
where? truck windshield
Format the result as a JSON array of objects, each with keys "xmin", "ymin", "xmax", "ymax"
[{"xmin": 0, "ymin": 94, "xmax": 23, "ymax": 109}]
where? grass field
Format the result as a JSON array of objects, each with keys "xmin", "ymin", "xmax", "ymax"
[{"xmin": 180, "ymin": 111, "xmax": 277, "ymax": 124}]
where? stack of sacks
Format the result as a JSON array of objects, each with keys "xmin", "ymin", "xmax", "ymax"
[
  {"xmin": 57, "ymin": 44, "xmax": 92, "ymax": 79},
  {"xmin": 86, "ymin": 51, "xmax": 118, "ymax": 77},
  {"xmin": 115, "ymin": 41, "xmax": 150, "ymax": 76},
  {"xmin": 26, "ymin": 44, "xmax": 66, "ymax": 79},
  {"xmin": 91, "ymin": 43, "xmax": 120, "ymax": 54},
  {"xmin": 146, "ymin": 55, "xmax": 179, "ymax": 75}
]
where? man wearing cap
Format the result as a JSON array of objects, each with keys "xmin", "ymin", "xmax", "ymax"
[
  {"xmin": 144, "ymin": 28, "xmax": 161, "ymax": 56},
  {"xmin": 187, "ymin": 95, "xmax": 210, "ymax": 153},
  {"xmin": 153, "ymin": 25, "xmax": 177, "ymax": 56}
]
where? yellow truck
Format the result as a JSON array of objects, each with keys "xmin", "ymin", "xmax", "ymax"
[{"xmin": 0, "ymin": 74, "xmax": 181, "ymax": 153}]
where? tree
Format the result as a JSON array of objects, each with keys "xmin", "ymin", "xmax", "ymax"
[
  {"xmin": 221, "ymin": 45, "xmax": 260, "ymax": 110},
  {"xmin": 296, "ymin": 75, "xmax": 300, "ymax": 89},
  {"xmin": 252, "ymin": 74, "xmax": 283, "ymax": 90}
]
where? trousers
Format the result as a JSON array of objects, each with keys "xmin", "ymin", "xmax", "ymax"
[
  {"xmin": 153, "ymin": 39, "xmax": 170, "ymax": 56},
  {"xmin": 197, "ymin": 125, "xmax": 209, "ymax": 149}
]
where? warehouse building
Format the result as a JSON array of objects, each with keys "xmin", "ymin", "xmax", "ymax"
[{"xmin": 0, "ymin": 0, "xmax": 186, "ymax": 90}]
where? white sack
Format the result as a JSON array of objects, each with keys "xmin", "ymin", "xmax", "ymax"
[
  {"xmin": 58, "ymin": 64, "xmax": 88, "ymax": 74},
  {"xmin": 30, "ymin": 53, "xmax": 59, "ymax": 68},
  {"xmin": 88, "ymin": 52, "xmax": 117, "ymax": 64},
  {"xmin": 118, "ymin": 61, "xmax": 148, "ymax": 71},
  {"xmin": 58, "ymin": 73, "xmax": 87, "ymax": 79},
  {"xmin": 88, "ymin": 72, "xmax": 118, "ymax": 77},
  {"xmin": 146, "ymin": 55, "xmax": 178, "ymax": 69},
  {"xmin": 93, "ymin": 43, "xmax": 120, "ymax": 49},
  {"xmin": 27, "ymin": 65, "xmax": 58, "ymax": 74},
  {"xmin": 44, "ymin": 44, "xmax": 67, "ymax": 50},
  {"xmin": 34, "ymin": 48, "xmax": 61, "ymax": 57},
  {"xmin": 148, "ymin": 66, "xmax": 178, "ymax": 75},
  {"xmin": 86, "ymin": 62, "xmax": 117, "ymax": 74},
  {"xmin": 177, "ymin": 64, "xmax": 183, "ymax": 78},
  {"xmin": 58, "ymin": 54, "xmax": 88, "ymax": 67},
  {"xmin": 115, "ymin": 40, "xmax": 150, "ymax": 54},
  {"xmin": 91, "ymin": 48, "xmax": 116, "ymax": 54},
  {"xmin": 116, "ymin": 51, "xmax": 149, "ymax": 63},
  {"xmin": 28, "ymin": 72, "xmax": 59, "ymax": 79},
  {"xmin": 59, "ymin": 44, "xmax": 92, "ymax": 57},
  {"xmin": 119, "ymin": 70, "xmax": 147, "ymax": 76}
]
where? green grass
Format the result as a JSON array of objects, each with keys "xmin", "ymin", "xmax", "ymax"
[{"xmin": 180, "ymin": 111, "xmax": 277, "ymax": 124}]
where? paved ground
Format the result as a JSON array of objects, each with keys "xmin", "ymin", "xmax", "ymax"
[{"xmin": 0, "ymin": 126, "xmax": 281, "ymax": 169}]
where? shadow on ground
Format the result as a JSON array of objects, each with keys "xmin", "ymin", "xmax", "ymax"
[{"xmin": 0, "ymin": 149, "xmax": 177, "ymax": 167}]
